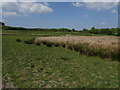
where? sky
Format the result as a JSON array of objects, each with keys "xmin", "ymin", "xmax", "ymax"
[{"xmin": 0, "ymin": 1, "xmax": 119, "ymax": 30}]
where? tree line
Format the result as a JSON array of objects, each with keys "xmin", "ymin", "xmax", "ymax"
[
  {"xmin": 2, "ymin": 25, "xmax": 77, "ymax": 32},
  {"xmin": 83, "ymin": 27, "xmax": 120, "ymax": 36},
  {"xmin": 1, "ymin": 22, "xmax": 120, "ymax": 36}
]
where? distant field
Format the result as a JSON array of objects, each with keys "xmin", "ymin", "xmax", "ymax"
[
  {"xmin": 2, "ymin": 30, "xmax": 109, "ymax": 36},
  {"xmin": 35, "ymin": 36, "xmax": 120, "ymax": 60},
  {"xmin": 2, "ymin": 35, "xmax": 119, "ymax": 88}
]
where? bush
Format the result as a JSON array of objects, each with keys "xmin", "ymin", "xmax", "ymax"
[
  {"xmin": 59, "ymin": 43, "xmax": 65, "ymax": 48},
  {"xmin": 67, "ymin": 44, "xmax": 73, "ymax": 50},
  {"xmin": 46, "ymin": 42, "xmax": 54, "ymax": 47},
  {"xmin": 117, "ymin": 28, "xmax": 120, "ymax": 36},
  {"xmin": 41, "ymin": 41, "xmax": 47, "ymax": 45},
  {"xmin": 36, "ymin": 43, "xmax": 41, "ymax": 46},
  {"xmin": 24, "ymin": 38, "xmax": 35, "ymax": 44},
  {"xmin": 16, "ymin": 39, "xmax": 22, "ymax": 42},
  {"xmin": 54, "ymin": 43, "xmax": 60, "ymax": 47},
  {"xmin": 24, "ymin": 40, "xmax": 33, "ymax": 44}
]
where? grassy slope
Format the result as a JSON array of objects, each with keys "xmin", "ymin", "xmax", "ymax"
[{"xmin": 2, "ymin": 35, "xmax": 119, "ymax": 88}]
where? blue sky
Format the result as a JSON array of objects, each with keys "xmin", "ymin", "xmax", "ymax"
[{"xmin": 1, "ymin": 2, "xmax": 118, "ymax": 30}]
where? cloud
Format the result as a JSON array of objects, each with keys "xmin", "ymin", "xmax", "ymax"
[
  {"xmin": 85, "ymin": 2, "xmax": 117, "ymax": 11},
  {"xmin": 30, "ymin": 3, "xmax": 52, "ymax": 14},
  {"xmin": 81, "ymin": 0, "xmax": 118, "ymax": 2},
  {"xmin": 2, "ymin": 2, "xmax": 19, "ymax": 10},
  {"xmin": 111, "ymin": 9, "xmax": 117, "ymax": 13},
  {"xmin": 1, "ymin": 0, "xmax": 37, "ymax": 2},
  {"xmin": 72, "ymin": 2, "xmax": 83, "ymax": 7},
  {"xmin": 2, "ymin": 11, "xmax": 18, "ymax": 16},
  {"xmin": 1, "ymin": 0, "xmax": 17, "ymax": 2},
  {"xmin": 72, "ymin": 2, "xmax": 117, "ymax": 11},
  {"xmin": 1, "ymin": 0, "xmax": 119, "ymax": 2},
  {"xmin": 2, "ymin": 2, "xmax": 53, "ymax": 16},
  {"xmin": 101, "ymin": 22, "xmax": 107, "ymax": 25},
  {"xmin": 43, "ymin": 2, "xmax": 49, "ymax": 6}
]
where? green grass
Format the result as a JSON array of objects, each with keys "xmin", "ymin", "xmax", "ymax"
[
  {"xmin": 2, "ymin": 29, "xmax": 108, "ymax": 36},
  {"xmin": 2, "ymin": 35, "xmax": 119, "ymax": 88}
]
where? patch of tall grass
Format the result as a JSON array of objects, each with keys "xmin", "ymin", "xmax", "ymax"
[{"xmin": 34, "ymin": 36, "xmax": 119, "ymax": 61}]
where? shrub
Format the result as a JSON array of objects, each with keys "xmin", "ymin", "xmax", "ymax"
[
  {"xmin": 59, "ymin": 43, "xmax": 65, "ymax": 48},
  {"xmin": 24, "ymin": 38, "xmax": 35, "ymax": 44},
  {"xmin": 54, "ymin": 43, "xmax": 60, "ymax": 47},
  {"xmin": 16, "ymin": 39, "xmax": 22, "ymax": 42},
  {"xmin": 41, "ymin": 41, "xmax": 47, "ymax": 45},
  {"xmin": 24, "ymin": 40, "xmax": 33, "ymax": 44},
  {"xmin": 74, "ymin": 44, "xmax": 80, "ymax": 52},
  {"xmin": 67, "ymin": 44, "xmax": 73, "ymax": 50},
  {"xmin": 46, "ymin": 42, "xmax": 54, "ymax": 47},
  {"xmin": 36, "ymin": 43, "xmax": 41, "ymax": 46}
]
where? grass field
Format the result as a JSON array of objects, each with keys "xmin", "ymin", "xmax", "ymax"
[{"xmin": 2, "ymin": 35, "xmax": 119, "ymax": 88}]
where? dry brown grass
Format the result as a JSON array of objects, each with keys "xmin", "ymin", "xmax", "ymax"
[{"xmin": 35, "ymin": 36, "xmax": 120, "ymax": 60}]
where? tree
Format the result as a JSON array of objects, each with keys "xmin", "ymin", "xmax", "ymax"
[
  {"xmin": 83, "ymin": 28, "xmax": 89, "ymax": 32},
  {"xmin": 0, "ymin": 22, "xmax": 5, "ymax": 26},
  {"xmin": 72, "ymin": 29, "xmax": 76, "ymax": 32},
  {"xmin": 91, "ymin": 27, "xmax": 95, "ymax": 30},
  {"xmin": 89, "ymin": 27, "xmax": 99, "ymax": 34},
  {"xmin": 117, "ymin": 28, "xmax": 120, "ymax": 36}
]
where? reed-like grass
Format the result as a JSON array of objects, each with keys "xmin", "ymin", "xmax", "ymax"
[{"xmin": 35, "ymin": 36, "xmax": 120, "ymax": 60}]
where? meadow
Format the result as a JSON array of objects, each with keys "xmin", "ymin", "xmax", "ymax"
[{"xmin": 2, "ymin": 31, "xmax": 119, "ymax": 88}]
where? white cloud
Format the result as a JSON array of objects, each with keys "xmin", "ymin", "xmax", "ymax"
[
  {"xmin": 2, "ymin": 2, "xmax": 19, "ymax": 10},
  {"xmin": 17, "ymin": 0, "xmax": 38, "ymax": 2},
  {"xmin": 1, "ymin": 0, "xmax": 17, "ymax": 2},
  {"xmin": 1, "ymin": 0, "xmax": 37, "ymax": 2},
  {"xmin": 2, "ymin": 2, "xmax": 53, "ymax": 16},
  {"xmin": 81, "ymin": 0, "xmax": 118, "ymax": 2},
  {"xmin": 111, "ymin": 9, "xmax": 117, "ymax": 13},
  {"xmin": 3, "ymin": 11, "xmax": 18, "ymax": 16},
  {"xmin": 43, "ymin": 2, "xmax": 49, "ymax": 6},
  {"xmin": 72, "ymin": 2, "xmax": 83, "ymax": 7},
  {"xmin": 1, "ymin": 0, "xmax": 119, "ymax": 2},
  {"xmin": 101, "ymin": 22, "xmax": 107, "ymax": 25},
  {"xmin": 72, "ymin": 2, "xmax": 117, "ymax": 11},
  {"xmin": 30, "ymin": 3, "xmax": 52, "ymax": 14},
  {"xmin": 85, "ymin": 2, "xmax": 117, "ymax": 11}
]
